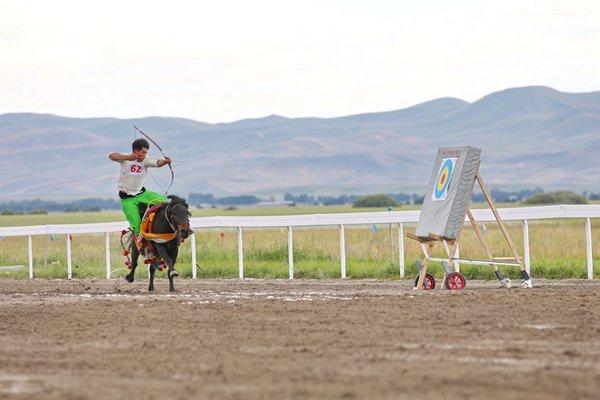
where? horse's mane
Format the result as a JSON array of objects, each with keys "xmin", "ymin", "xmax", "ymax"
[{"xmin": 167, "ymin": 195, "xmax": 189, "ymax": 209}]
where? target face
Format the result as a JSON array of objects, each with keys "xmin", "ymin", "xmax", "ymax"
[{"xmin": 432, "ymin": 157, "xmax": 457, "ymax": 201}]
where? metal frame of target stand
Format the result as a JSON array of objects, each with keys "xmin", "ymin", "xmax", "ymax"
[{"xmin": 408, "ymin": 171, "xmax": 533, "ymax": 290}]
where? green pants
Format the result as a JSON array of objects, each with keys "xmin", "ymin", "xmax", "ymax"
[{"xmin": 121, "ymin": 190, "xmax": 167, "ymax": 235}]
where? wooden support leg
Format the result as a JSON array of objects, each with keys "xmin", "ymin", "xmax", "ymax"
[
  {"xmin": 419, "ymin": 242, "xmax": 430, "ymax": 258},
  {"xmin": 439, "ymin": 240, "xmax": 460, "ymax": 290},
  {"xmin": 476, "ymin": 173, "xmax": 523, "ymax": 267},
  {"xmin": 445, "ymin": 240, "xmax": 458, "ymax": 270},
  {"xmin": 467, "ymin": 209, "xmax": 511, "ymax": 288},
  {"xmin": 467, "ymin": 209, "xmax": 497, "ymax": 271},
  {"xmin": 476, "ymin": 173, "xmax": 531, "ymax": 287},
  {"xmin": 416, "ymin": 243, "xmax": 433, "ymax": 290}
]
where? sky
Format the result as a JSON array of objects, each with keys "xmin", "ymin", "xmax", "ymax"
[{"xmin": 1, "ymin": 0, "xmax": 599, "ymax": 123}]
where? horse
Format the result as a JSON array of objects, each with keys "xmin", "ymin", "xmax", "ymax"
[{"xmin": 124, "ymin": 195, "xmax": 193, "ymax": 292}]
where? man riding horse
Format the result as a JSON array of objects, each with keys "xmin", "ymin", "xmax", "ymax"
[
  {"xmin": 109, "ymin": 136, "xmax": 191, "ymax": 291},
  {"xmin": 108, "ymin": 137, "xmax": 172, "ymax": 236}
]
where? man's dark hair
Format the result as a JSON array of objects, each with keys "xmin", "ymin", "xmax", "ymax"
[{"xmin": 132, "ymin": 138, "xmax": 150, "ymax": 151}]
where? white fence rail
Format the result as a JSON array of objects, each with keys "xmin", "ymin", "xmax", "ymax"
[{"xmin": 0, "ymin": 205, "xmax": 598, "ymax": 280}]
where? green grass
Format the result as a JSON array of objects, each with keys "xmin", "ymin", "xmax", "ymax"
[{"xmin": 0, "ymin": 202, "xmax": 527, "ymax": 227}]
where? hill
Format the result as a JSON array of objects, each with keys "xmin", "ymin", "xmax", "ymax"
[{"xmin": 1, "ymin": 86, "xmax": 599, "ymax": 200}]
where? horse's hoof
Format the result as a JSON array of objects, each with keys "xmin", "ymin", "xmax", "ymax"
[
  {"xmin": 169, "ymin": 288, "xmax": 175, "ymax": 293},
  {"xmin": 125, "ymin": 275, "xmax": 134, "ymax": 283},
  {"xmin": 148, "ymin": 286, "xmax": 154, "ymax": 292},
  {"xmin": 169, "ymin": 270, "xmax": 179, "ymax": 278}
]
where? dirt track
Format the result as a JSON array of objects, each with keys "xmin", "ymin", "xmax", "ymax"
[{"xmin": 1, "ymin": 278, "xmax": 600, "ymax": 399}]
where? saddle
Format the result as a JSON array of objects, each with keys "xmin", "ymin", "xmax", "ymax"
[
  {"xmin": 139, "ymin": 204, "xmax": 177, "ymax": 243},
  {"xmin": 121, "ymin": 202, "xmax": 181, "ymax": 272}
]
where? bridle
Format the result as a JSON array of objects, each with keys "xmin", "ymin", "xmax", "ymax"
[{"xmin": 164, "ymin": 203, "xmax": 190, "ymax": 235}]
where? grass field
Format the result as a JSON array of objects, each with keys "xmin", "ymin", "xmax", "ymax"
[
  {"xmin": 0, "ymin": 202, "xmax": 528, "ymax": 226},
  {"xmin": 0, "ymin": 205, "xmax": 380, "ymax": 227},
  {"xmin": 1, "ymin": 204, "xmax": 598, "ymax": 280}
]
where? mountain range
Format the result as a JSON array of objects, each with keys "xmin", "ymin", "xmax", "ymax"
[{"xmin": 1, "ymin": 85, "xmax": 599, "ymax": 200}]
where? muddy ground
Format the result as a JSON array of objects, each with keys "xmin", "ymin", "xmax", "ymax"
[{"xmin": 1, "ymin": 278, "xmax": 600, "ymax": 399}]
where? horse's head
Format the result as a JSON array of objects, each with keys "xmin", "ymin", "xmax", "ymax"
[{"xmin": 167, "ymin": 195, "xmax": 194, "ymax": 239}]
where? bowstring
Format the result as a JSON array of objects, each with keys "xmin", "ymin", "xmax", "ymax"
[
  {"xmin": 133, "ymin": 126, "xmax": 168, "ymax": 196},
  {"xmin": 147, "ymin": 171, "xmax": 167, "ymax": 194}
]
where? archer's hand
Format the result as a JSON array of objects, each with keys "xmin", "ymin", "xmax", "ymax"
[
  {"xmin": 126, "ymin": 153, "xmax": 138, "ymax": 161},
  {"xmin": 163, "ymin": 157, "xmax": 172, "ymax": 166}
]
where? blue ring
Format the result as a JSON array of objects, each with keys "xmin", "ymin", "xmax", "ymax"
[{"xmin": 433, "ymin": 159, "xmax": 454, "ymax": 199}]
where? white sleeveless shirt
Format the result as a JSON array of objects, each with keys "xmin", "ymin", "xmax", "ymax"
[{"xmin": 116, "ymin": 157, "xmax": 159, "ymax": 195}]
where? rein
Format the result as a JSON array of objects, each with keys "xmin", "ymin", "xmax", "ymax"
[{"xmin": 164, "ymin": 203, "xmax": 188, "ymax": 235}]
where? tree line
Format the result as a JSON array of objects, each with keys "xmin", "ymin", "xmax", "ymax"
[
  {"xmin": 0, "ymin": 188, "xmax": 595, "ymax": 214},
  {"xmin": 0, "ymin": 198, "xmax": 121, "ymax": 215}
]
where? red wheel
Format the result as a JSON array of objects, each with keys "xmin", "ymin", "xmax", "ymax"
[
  {"xmin": 414, "ymin": 273, "xmax": 436, "ymax": 290},
  {"xmin": 444, "ymin": 272, "xmax": 466, "ymax": 290}
]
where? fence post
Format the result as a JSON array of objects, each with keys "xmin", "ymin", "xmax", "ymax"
[
  {"xmin": 66, "ymin": 234, "xmax": 72, "ymax": 279},
  {"xmin": 28, "ymin": 235, "xmax": 33, "ymax": 279},
  {"xmin": 105, "ymin": 232, "xmax": 111, "ymax": 279},
  {"xmin": 523, "ymin": 220, "xmax": 530, "ymax": 275},
  {"xmin": 398, "ymin": 223, "xmax": 405, "ymax": 278},
  {"xmin": 191, "ymin": 232, "xmax": 197, "ymax": 279},
  {"xmin": 586, "ymin": 218, "xmax": 593, "ymax": 280},
  {"xmin": 339, "ymin": 225, "xmax": 346, "ymax": 278},
  {"xmin": 238, "ymin": 227, "xmax": 244, "ymax": 279},
  {"xmin": 288, "ymin": 227, "xmax": 294, "ymax": 279}
]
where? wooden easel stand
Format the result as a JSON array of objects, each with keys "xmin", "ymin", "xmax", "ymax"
[{"xmin": 409, "ymin": 172, "xmax": 531, "ymax": 290}]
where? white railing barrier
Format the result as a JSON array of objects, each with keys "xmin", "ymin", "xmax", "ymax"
[
  {"xmin": 398, "ymin": 223, "xmax": 405, "ymax": 278},
  {"xmin": 586, "ymin": 218, "xmax": 594, "ymax": 279},
  {"xmin": 66, "ymin": 234, "xmax": 72, "ymax": 279},
  {"xmin": 190, "ymin": 233, "xmax": 197, "ymax": 279},
  {"xmin": 0, "ymin": 204, "xmax": 597, "ymax": 280},
  {"xmin": 287, "ymin": 227, "xmax": 293, "ymax": 279},
  {"xmin": 523, "ymin": 220, "xmax": 530, "ymax": 274},
  {"xmin": 105, "ymin": 232, "xmax": 111, "ymax": 279},
  {"xmin": 339, "ymin": 225, "xmax": 346, "ymax": 279},
  {"xmin": 237, "ymin": 227, "xmax": 244, "ymax": 279},
  {"xmin": 27, "ymin": 235, "xmax": 33, "ymax": 279}
]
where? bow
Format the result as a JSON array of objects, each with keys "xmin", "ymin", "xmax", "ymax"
[{"xmin": 133, "ymin": 125, "xmax": 174, "ymax": 195}]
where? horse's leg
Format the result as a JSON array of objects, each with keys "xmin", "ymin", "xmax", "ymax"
[
  {"xmin": 167, "ymin": 271, "xmax": 174, "ymax": 292},
  {"xmin": 125, "ymin": 238, "xmax": 140, "ymax": 283},
  {"xmin": 156, "ymin": 244, "xmax": 178, "ymax": 292},
  {"xmin": 169, "ymin": 246, "xmax": 180, "ymax": 292},
  {"xmin": 148, "ymin": 265, "xmax": 156, "ymax": 292}
]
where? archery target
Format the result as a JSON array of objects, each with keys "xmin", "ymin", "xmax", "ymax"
[
  {"xmin": 431, "ymin": 157, "xmax": 457, "ymax": 201},
  {"xmin": 416, "ymin": 146, "xmax": 482, "ymax": 240}
]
